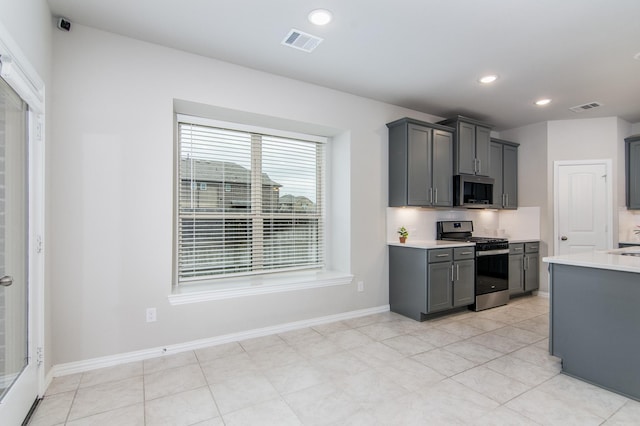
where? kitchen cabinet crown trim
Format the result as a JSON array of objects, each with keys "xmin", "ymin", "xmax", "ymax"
[
  {"xmin": 386, "ymin": 117, "xmax": 455, "ymax": 132},
  {"xmin": 436, "ymin": 115, "xmax": 493, "ymax": 129},
  {"xmin": 490, "ymin": 137, "xmax": 520, "ymax": 147}
]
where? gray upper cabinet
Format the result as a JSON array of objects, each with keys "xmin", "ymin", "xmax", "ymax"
[
  {"xmin": 625, "ymin": 134, "xmax": 640, "ymax": 209},
  {"xmin": 489, "ymin": 138, "xmax": 519, "ymax": 209},
  {"xmin": 438, "ymin": 116, "xmax": 492, "ymax": 176},
  {"xmin": 503, "ymin": 144, "xmax": 518, "ymax": 209},
  {"xmin": 387, "ymin": 118, "xmax": 454, "ymax": 207}
]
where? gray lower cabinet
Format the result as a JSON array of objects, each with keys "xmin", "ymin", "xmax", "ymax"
[
  {"xmin": 508, "ymin": 242, "xmax": 539, "ymax": 295},
  {"xmin": 427, "ymin": 261, "xmax": 453, "ymax": 312},
  {"xmin": 625, "ymin": 134, "xmax": 640, "ymax": 209},
  {"xmin": 387, "ymin": 118, "xmax": 454, "ymax": 207},
  {"xmin": 489, "ymin": 138, "xmax": 519, "ymax": 209},
  {"xmin": 453, "ymin": 257, "xmax": 475, "ymax": 306},
  {"xmin": 389, "ymin": 245, "xmax": 474, "ymax": 321}
]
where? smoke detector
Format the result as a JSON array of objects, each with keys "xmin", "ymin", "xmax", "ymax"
[
  {"xmin": 569, "ymin": 101, "xmax": 603, "ymax": 113},
  {"xmin": 282, "ymin": 29, "xmax": 323, "ymax": 53}
]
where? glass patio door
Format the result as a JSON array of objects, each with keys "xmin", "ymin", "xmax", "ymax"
[{"xmin": 0, "ymin": 74, "xmax": 36, "ymax": 423}]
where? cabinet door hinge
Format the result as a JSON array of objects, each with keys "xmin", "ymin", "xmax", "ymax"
[{"xmin": 36, "ymin": 347, "xmax": 44, "ymax": 367}]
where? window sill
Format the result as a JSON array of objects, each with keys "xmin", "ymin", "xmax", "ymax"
[{"xmin": 168, "ymin": 270, "xmax": 354, "ymax": 305}]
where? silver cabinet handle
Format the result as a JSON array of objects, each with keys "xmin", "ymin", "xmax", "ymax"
[
  {"xmin": 477, "ymin": 159, "xmax": 481, "ymax": 174},
  {"xmin": 436, "ymin": 254, "xmax": 449, "ymax": 258},
  {"xmin": 460, "ymin": 251, "xmax": 473, "ymax": 255},
  {"xmin": 429, "ymin": 188, "xmax": 433, "ymax": 204},
  {"xmin": 456, "ymin": 264, "xmax": 460, "ymax": 281},
  {"xmin": 0, "ymin": 276, "xmax": 13, "ymax": 287},
  {"xmin": 434, "ymin": 188, "xmax": 438, "ymax": 204}
]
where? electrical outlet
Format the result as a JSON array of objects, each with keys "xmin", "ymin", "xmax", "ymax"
[
  {"xmin": 146, "ymin": 307, "xmax": 157, "ymax": 322},
  {"xmin": 357, "ymin": 281, "xmax": 364, "ymax": 292}
]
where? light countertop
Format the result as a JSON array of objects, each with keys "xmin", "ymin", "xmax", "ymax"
[
  {"xmin": 387, "ymin": 240, "xmax": 475, "ymax": 249},
  {"xmin": 543, "ymin": 247, "xmax": 640, "ymax": 273}
]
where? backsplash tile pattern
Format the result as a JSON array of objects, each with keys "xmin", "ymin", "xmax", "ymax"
[{"xmin": 387, "ymin": 207, "xmax": 541, "ymax": 242}]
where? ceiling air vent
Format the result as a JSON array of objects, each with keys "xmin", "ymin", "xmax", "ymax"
[
  {"xmin": 569, "ymin": 101, "xmax": 604, "ymax": 113},
  {"xmin": 282, "ymin": 29, "xmax": 323, "ymax": 53}
]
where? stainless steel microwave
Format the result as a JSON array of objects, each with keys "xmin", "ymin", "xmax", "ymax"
[{"xmin": 454, "ymin": 175, "xmax": 494, "ymax": 207}]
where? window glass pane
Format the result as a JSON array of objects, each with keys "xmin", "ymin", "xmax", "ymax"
[
  {"xmin": 262, "ymin": 136, "xmax": 319, "ymax": 215},
  {"xmin": 177, "ymin": 120, "xmax": 324, "ymax": 283},
  {"xmin": 179, "ymin": 124, "xmax": 252, "ymax": 213}
]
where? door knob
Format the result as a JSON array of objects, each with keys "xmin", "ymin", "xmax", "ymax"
[
  {"xmin": 0, "ymin": 276, "xmax": 14, "ymax": 287},
  {"xmin": 560, "ymin": 236, "xmax": 568, "ymax": 241}
]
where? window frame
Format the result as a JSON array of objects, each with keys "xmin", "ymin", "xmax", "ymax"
[{"xmin": 173, "ymin": 114, "xmax": 328, "ymax": 287}]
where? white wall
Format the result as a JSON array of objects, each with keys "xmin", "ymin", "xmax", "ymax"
[
  {"xmin": 632, "ymin": 122, "xmax": 640, "ymax": 134},
  {"xmin": 0, "ymin": 0, "xmax": 52, "ymax": 373},
  {"xmin": 0, "ymin": 0, "xmax": 51, "ymax": 75},
  {"xmin": 49, "ymin": 24, "xmax": 447, "ymax": 364}
]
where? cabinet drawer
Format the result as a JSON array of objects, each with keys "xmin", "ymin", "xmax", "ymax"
[
  {"xmin": 454, "ymin": 247, "xmax": 475, "ymax": 260},
  {"xmin": 509, "ymin": 243, "xmax": 524, "ymax": 254},
  {"xmin": 525, "ymin": 242, "xmax": 539, "ymax": 253},
  {"xmin": 428, "ymin": 248, "xmax": 453, "ymax": 263}
]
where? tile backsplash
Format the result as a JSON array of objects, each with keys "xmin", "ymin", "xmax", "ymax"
[
  {"xmin": 387, "ymin": 206, "xmax": 541, "ymax": 242},
  {"xmin": 618, "ymin": 207, "xmax": 640, "ymax": 242}
]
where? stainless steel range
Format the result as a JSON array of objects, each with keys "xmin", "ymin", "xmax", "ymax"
[{"xmin": 437, "ymin": 220, "xmax": 509, "ymax": 311}]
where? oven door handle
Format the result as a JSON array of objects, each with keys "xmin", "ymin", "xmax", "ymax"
[{"xmin": 476, "ymin": 249, "xmax": 510, "ymax": 257}]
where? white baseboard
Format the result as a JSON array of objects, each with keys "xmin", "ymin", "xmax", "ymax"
[
  {"xmin": 535, "ymin": 291, "xmax": 550, "ymax": 298},
  {"xmin": 50, "ymin": 304, "xmax": 390, "ymax": 378}
]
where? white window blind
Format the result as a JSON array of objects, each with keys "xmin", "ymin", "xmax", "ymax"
[{"xmin": 177, "ymin": 120, "xmax": 325, "ymax": 283}]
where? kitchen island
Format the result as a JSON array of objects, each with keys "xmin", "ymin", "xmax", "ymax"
[{"xmin": 543, "ymin": 248, "xmax": 640, "ymax": 401}]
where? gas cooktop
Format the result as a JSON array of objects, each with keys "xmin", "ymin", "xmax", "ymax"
[
  {"xmin": 436, "ymin": 220, "xmax": 508, "ymax": 250},
  {"xmin": 449, "ymin": 236, "xmax": 508, "ymax": 244}
]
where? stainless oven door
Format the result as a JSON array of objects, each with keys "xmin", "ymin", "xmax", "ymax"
[{"xmin": 476, "ymin": 249, "xmax": 509, "ymax": 295}]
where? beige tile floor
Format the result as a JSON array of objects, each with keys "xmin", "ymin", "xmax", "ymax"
[{"xmin": 28, "ymin": 295, "xmax": 640, "ymax": 425}]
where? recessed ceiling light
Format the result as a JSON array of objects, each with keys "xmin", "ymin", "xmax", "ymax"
[
  {"xmin": 308, "ymin": 9, "xmax": 332, "ymax": 26},
  {"xmin": 535, "ymin": 99, "xmax": 552, "ymax": 106},
  {"xmin": 479, "ymin": 75, "xmax": 498, "ymax": 84}
]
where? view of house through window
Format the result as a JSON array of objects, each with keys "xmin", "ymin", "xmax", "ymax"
[{"xmin": 177, "ymin": 119, "xmax": 325, "ymax": 282}]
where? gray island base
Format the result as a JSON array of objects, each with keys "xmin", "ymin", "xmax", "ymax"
[{"xmin": 548, "ymin": 262, "xmax": 640, "ymax": 401}]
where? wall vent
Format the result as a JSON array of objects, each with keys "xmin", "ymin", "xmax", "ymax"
[
  {"xmin": 569, "ymin": 101, "xmax": 603, "ymax": 113},
  {"xmin": 282, "ymin": 29, "xmax": 323, "ymax": 52}
]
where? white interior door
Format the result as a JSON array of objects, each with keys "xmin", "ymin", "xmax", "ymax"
[{"xmin": 555, "ymin": 161, "xmax": 611, "ymax": 255}]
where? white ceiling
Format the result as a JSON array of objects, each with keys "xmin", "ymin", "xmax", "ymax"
[{"xmin": 47, "ymin": 0, "xmax": 640, "ymax": 130}]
